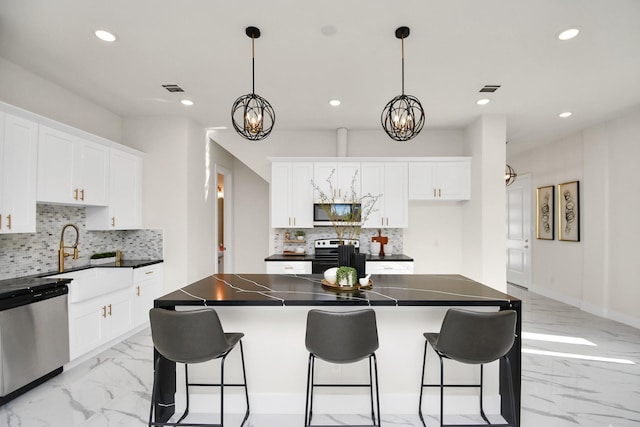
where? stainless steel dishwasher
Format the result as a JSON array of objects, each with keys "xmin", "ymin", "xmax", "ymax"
[{"xmin": 0, "ymin": 282, "xmax": 70, "ymax": 404}]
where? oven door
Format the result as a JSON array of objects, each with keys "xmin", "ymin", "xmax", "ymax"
[{"xmin": 312, "ymin": 259, "xmax": 339, "ymax": 274}]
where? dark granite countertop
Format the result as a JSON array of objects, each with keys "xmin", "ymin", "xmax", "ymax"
[
  {"xmin": 0, "ymin": 259, "xmax": 163, "ymax": 300},
  {"xmin": 155, "ymin": 273, "xmax": 518, "ymax": 308},
  {"xmin": 265, "ymin": 254, "xmax": 414, "ymax": 262}
]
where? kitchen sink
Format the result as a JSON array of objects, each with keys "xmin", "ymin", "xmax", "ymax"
[{"xmin": 43, "ymin": 268, "xmax": 131, "ymax": 303}]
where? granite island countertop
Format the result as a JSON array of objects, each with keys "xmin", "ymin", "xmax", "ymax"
[{"xmin": 155, "ymin": 273, "xmax": 517, "ymax": 307}]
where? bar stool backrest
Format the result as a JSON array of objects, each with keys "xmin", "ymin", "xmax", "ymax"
[
  {"xmin": 305, "ymin": 309, "xmax": 379, "ymax": 364},
  {"xmin": 149, "ymin": 308, "xmax": 233, "ymax": 364},
  {"xmin": 434, "ymin": 309, "xmax": 517, "ymax": 365}
]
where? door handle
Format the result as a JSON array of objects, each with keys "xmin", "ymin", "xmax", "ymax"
[
  {"xmin": 5, "ymin": 214, "xmax": 10, "ymax": 230},
  {"xmin": 74, "ymin": 188, "xmax": 79, "ymax": 200},
  {"xmin": 524, "ymin": 245, "xmax": 529, "ymax": 249},
  {"xmin": 136, "ymin": 286, "xmax": 140, "ymax": 296},
  {"xmin": 80, "ymin": 189, "xmax": 85, "ymax": 201},
  {"xmin": 108, "ymin": 304, "xmax": 112, "ymax": 316},
  {"xmin": 102, "ymin": 306, "xmax": 107, "ymax": 318}
]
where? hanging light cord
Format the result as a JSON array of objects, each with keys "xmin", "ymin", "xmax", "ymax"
[
  {"xmin": 401, "ymin": 35, "xmax": 405, "ymax": 95},
  {"xmin": 251, "ymin": 35, "xmax": 256, "ymax": 95}
]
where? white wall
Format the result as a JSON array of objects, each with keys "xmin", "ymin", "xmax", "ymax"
[
  {"xmin": 509, "ymin": 105, "xmax": 640, "ymax": 328},
  {"xmin": 0, "ymin": 56, "xmax": 122, "ymax": 142},
  {"xmin": 123, "ymin": 117, "xmax": 190, "ymax": 290},
  {"xmin": 462, "ymin": 115, "xmax": 507, "ymax": 291}
]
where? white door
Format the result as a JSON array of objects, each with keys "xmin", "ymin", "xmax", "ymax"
[{"xmin": 506, "ymin": 173, "xmax": 532, "ymax": 287}]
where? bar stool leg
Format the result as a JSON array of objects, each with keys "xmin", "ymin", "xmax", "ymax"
[
  {"xmin": 418, "ymin": 341, "xmax": 428, "ymax": 427},
  {"xmin": 239, "ymin": 341, "xmax": 250, "ymax": 427}
]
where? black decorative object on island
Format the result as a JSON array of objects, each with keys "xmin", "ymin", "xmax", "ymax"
[
  {"xmin": 338, "ymin": 244, "xmax": 356, "ymax": 268},
  {"xmin": 353, "ymin": 253, "xmax": 367, "ymax": 279}
]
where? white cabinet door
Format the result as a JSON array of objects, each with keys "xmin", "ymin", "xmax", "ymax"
[
  {"xmin": 265, "ymin": 261, "xmax": 312, "ymax": 274},
  {"xmin": 437, "ymin": 161, "xmax": 471, "ymax": 200},
  {"xmin": 86, "ymin": 149, "xmax": 141, "ymax": 230},
  {"xmin": 77, "ymin": 141, "xmax": 109, "ymax": 205},
  {"xmin": 408, "ymin": 160, "xmax": 470, "ymax": 200},
  {"xmin": 37, "ymin": 125, "xmax": 76, "ymax": 204},
  {"xmin": 271, "ymin": 162, "xmax": 313, "ymax": 228},
  {"xmin": 104, "ymin": 288, "xmax": 133, "ymax": 342},
  {"xmin": 313, "ymin": 162, "xmax": 360, "ymax": 202},
  {"xmin": 361, "ymin": 162, "xmax": 408, "ymax": 228},
  {"xmin": 133, "ymin": 264, "xmax": 164, "ymax": 327},
  {"xmin": 383, "ymin": 162, "xmax": 408, "ymax": 228},
  {"xmin": 0, "ymin": 113, "xmax": 38, "ymax": 234},
  {"xmin": 37, "ymin": 125, "xmax": 109, "ymax": 206},
  {"xmin": 69, "ymin": 300, "xmax": 104, "ymax": 361},
  {"xmin": 366, "ymin": 261, "xmax": 414, "ymax": 275}
]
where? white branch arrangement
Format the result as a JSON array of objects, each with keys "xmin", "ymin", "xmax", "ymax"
[{"xmin": 311, "ymin": 169, "xmax": 381, "ymax": 243}]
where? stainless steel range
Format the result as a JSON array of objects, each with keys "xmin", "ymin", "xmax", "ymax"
[{"xmin": 312, "ymin": 238, "xmax": 359, "ymax": 274}]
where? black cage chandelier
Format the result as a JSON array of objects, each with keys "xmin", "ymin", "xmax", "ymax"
[
  {"xmin": 381, "ymin": 26, "xmax": 425, "ymax": 142},
  {"xmin": 231, "ymin": 26, "xmax": 275, "ymax": 141}
]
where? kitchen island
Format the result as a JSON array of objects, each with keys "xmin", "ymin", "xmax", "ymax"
[{"xmin": 153, "ymin": 274, "xmax": 521, "ymax": 425}]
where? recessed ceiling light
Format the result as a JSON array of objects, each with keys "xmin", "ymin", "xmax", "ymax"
[
  {"xmin": 476, "ymin": 98, "xmax": 490, "ymax": 106},
  {"xmin": 181, "ymin": 99, "xmax": 194, "ymax": 106},
  {"xmin": 94, "ymin": 29, "xmax": 117, "ymax": 42},
  {"xmin": 559, "ymin": 111, "xmax": 572, "ymax": 118},
  {"xmin": 558, "ymin": 28, "xmax": 580, "ymax": 41},
  {"xmin": 329, "ymin": 99, "xmax": 341, "ymax": 107}
]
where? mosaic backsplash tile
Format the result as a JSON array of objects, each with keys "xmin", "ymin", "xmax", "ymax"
[
  {"xmin": 274, "ymin": 227, "xmax": 403, "ymax": 255},
  {"xmin": 0, "ymin": 204, "xmax": 163, "ymax": 280}
]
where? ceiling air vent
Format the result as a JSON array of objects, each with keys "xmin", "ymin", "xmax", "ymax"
[
  {"xmin": 162, "ymin": 84, "xmax": 184, "ymax": 93},
  {"xmin": 479, "ymin": 85, "xmax": 501, "ymax": 93}
]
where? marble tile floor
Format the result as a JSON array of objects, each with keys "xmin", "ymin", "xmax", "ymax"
[{"xmin": 1, "ymin": 285, "xmax": 638, "ymax": 427}]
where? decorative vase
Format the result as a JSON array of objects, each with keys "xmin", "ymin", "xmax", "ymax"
[
  {"xmin": 353, "ymin": 253, "xmax": 367, "ymax": 279},
  {"xmin": 338, "ymin": 244, "xmax": 355, "ymax": 267}
]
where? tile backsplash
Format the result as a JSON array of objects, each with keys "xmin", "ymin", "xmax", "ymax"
[
  {"xmin": 0, "ymin": 204, "xmax": 163, "ymax": 279},
  {"xmin": 274, "ymin": 227, "xmax": 403, "ymax": 255}
]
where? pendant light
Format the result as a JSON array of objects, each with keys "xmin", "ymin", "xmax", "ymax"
[
  {"xmin": 381, "ymin": 26, "xmax": 425, "ymax": 142},
  {"xmin": 231, "ymin": 26, "xmax": 275, "ymax": 141}
]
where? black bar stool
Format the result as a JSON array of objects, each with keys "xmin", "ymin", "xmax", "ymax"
[
  {"xmin": 304, "ymin": 309, "xmax": 381, "ymax": 427},
  {"xmin": 148, "ymin": 308, "xmax": 250, "ymax": 427},
  {"xmin": 418, "ymin": 308, "xmax": 518, "ymax": 427}
]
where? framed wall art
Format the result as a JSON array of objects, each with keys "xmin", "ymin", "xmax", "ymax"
[
  {"xmin": 536, "ymin": 185, "xmax": 554, "ymax": 240},
  {"xmin": 558, "ymin": 180, "xmax": 580, "ymax": 242}
]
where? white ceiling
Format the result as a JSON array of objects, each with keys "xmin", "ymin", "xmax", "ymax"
[{"xmin": 1, "ymin": 0, "xmax": 639, "ymax": 156}]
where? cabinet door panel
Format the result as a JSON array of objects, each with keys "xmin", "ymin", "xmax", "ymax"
[
  {"xmin": 107, "ymin": 291, "xmax": 133, "ymax": 341},
  {"xmin": 271, "ymin": 163, "xmax": 293, "ymax": 228},
  {"xmin": 1, "ymin": 114, "xmax": 37, "ymax": 233},
  {"xmin": 437, "ymin": 162, "xmax": 471, "ymax": 200},
  {"xmin": 69, "ymin": 304, "xmax": 103, "ymax": 360},
  {"xmin": 360, "ymin": 163, "xmax": 384, "ymax": 228},
  {"xmin": 80, "ymin": 141, "xmax": 109, "ymax": 205},
  {"xmin": 383, "ymin": 163, "xmax": 408, "ymax": 228},
  {"xmin": 290, "ymin": 163, "xmax": 313, "ymax": 228},
  {"xmin": 37, "ymin": 126, "xmax": 75, "ymax": 203}
]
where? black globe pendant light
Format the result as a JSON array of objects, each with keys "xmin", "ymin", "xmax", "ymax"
[
  {"xmin": 231, "ymin": 26, "xmax": 275, "ymax": 141},
  {"xmin": 381, "ymin": 26, "xmax": 425, "ymax": 142}
]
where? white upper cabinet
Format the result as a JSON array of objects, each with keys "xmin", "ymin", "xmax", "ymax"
[
  {"xmin": 0, "ymin": 113, "xmax": 38, "ymax": 234},
  {"xmin": 361, "ymin": 162, "xmax": 408, "ymax": 228},
  {"xmin": 313, "ymin": 162, "xmax": 361, "ymax": 202},
  {"xmin": 271, "ymin": 162, "xmax": 314, "ymax": 228},
  {"xmin": 37, "ymin": 125, "xmax": 109, "ymax": 206},
  {"xmin": 86, "ymin": 149, "xmax": 142, "ymax": 230},
  {"xmin": 408, "ymin": 159, "xmax": 471, "ymax": 200}
]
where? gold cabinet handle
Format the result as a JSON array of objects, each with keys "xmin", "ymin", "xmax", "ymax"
[
  {"xmin": 111, "ymin": 217, "xmax": 116, "ymax": 227},
  {"xmin": 439, "ymin": 189, "xmax": 442, "ymax": 197},
  {"xmin": 0, "ymin": 213, "xmax": 2, "ymax": 229},
  {"xmin": 102, "ymin": 305, "xmax": 107, "ymax": 318},
  {"xmin": 433, "ymin": 188, "xmax": 436, "ymax": 197},
  {"xmin": 6, "ymin": 214, "xmax": 11, "ymax": 230},
  {"xmin": 293, "ymin": 217, "xmax": 296, "ymax": 226},
  {"xmin": 74, "ymin": 188, "xmax": 79, "ymax": 200},
  {"xmin": 145, "ymin": 271, "xmax": 153, "ymax": 275},
  {"xmin": 136, "ymin": 286, "xmax": 141, "ymax": 296},
  {"xmin": 108, "ymin": 304, "xmax": 112, "ymax": 316},
  {"xmin": 80, "ymin": 189, "xmax": 85, "ymax": 201}
]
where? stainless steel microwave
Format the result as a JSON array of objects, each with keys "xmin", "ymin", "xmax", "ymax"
[{"xmin": 313, "ymin": 203, "xmax": 361, "ymax": 226}]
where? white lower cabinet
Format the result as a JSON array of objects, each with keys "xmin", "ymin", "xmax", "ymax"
[
  {"xmin": 133, "ymin": 263, "xmax": 164, "ymax": 327},
  {"xmin": 366, "ymin": 261, "xmax": 414, "ymax": 275},
  {"xmin": 69, "ymin": 287, "xmax": 133, "ymax": 361},
  {"xmin": 64, "ymin": 263, "xmax": 163, "ymax": 361},
  {"xmin": 266, "ymin": 261, "xmax": 312, "ymax": 274}
]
